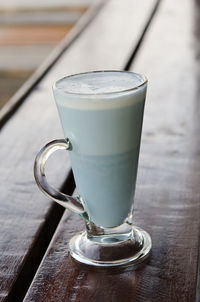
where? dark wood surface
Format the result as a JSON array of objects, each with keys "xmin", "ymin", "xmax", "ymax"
[
  {"xmin": 131, "ymin": 0, "xmax": 200, "ymax": 300},
  {"xmin": 24, "ymin": 0, "xmax": 200, "ymax": 301},
  {"xmin": 0, "ymin": 0, "xmax": 157, "ymax": 301}
]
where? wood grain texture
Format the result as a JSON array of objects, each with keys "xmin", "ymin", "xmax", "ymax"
[
  {"xmin": 0, "ymin": 0, "xmax": 157, "ymax": 301},
  {"xmin": 24, "ymin": 0, "xmax": 200, "ymax": 301},
  {"xmin": 130, "ymin": 0, "xmax": 200, "ymax": 300}
]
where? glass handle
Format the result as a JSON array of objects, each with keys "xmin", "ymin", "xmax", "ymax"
[{"xmin": 34, "ymin": 139, "xmax": 85, "ymax": 214}]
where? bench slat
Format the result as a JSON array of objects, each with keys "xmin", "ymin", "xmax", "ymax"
[
  {"xmin": 131, "ymin": 0, "xmax": 200, "ymax": 300},
  {"xmin": 24, "ymin": 0, "xmax": 200, "ymax": 301},
  {"xmin": 0, "ymin": 0, "xmax": 157, "ymax": 301}
]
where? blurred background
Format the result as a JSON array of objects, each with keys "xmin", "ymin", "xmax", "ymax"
[{"xmin": 0, "ymin": 0, "xmax": 92, "ymax": 110}]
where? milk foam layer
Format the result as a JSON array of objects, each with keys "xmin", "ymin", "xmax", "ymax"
[
  {"xmin": 56, "ymin": 71, "xmax": 145, "ymax": 94},
  {"xmin": 54, "ymin": 71, "xmax": 147, "ymax": 110}
]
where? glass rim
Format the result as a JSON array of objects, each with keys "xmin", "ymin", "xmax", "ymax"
[{"xmin": 53, "ymin": 70, "xmax": 147, "ymax": 98}]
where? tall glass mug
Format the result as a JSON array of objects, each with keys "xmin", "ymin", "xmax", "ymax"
[{"xmin": 34, "ymin": 71, "xmax": 151, "ymax": 267}]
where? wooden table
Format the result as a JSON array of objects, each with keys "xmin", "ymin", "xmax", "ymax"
[{"xmin": 0, "ymin": 0, "xmax": 200, "ymax": 301}]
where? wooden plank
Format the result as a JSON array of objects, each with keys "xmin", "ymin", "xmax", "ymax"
[
  {"xmin": 0, "ymin": 70, "xmax": 33, "ymax": 109},
  {"xmin": 0, "ymin": 0, "xmax": 157, "ymax": 301},
  {"xmin": 130, "ymin": 0, "xmax": 200, "ymax": 300},
  {"xmin": 24, "ymin": 0, "xmax": 200, "ymax": 301},
  {"xmin": 40, "ymin": 0, "xmax": 158, "ymax": 85}
]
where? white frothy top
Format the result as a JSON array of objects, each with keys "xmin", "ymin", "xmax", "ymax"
[
  {"xmin": 55, "ymin": 71, "xmax": 145, "ymax": 95},
  {"xmin": 53, "ymin": 71, "xmax": 147, "ymax": 110}
]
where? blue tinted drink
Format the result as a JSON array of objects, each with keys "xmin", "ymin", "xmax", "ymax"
[{"xmin": 53, "ymin": 71, "xmax": 147, "ymax": 228}]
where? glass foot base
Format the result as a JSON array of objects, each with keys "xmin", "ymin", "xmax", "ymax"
[{"xmin": 69, "ymin": 226, "xmax": 152, "ymax": 267}]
